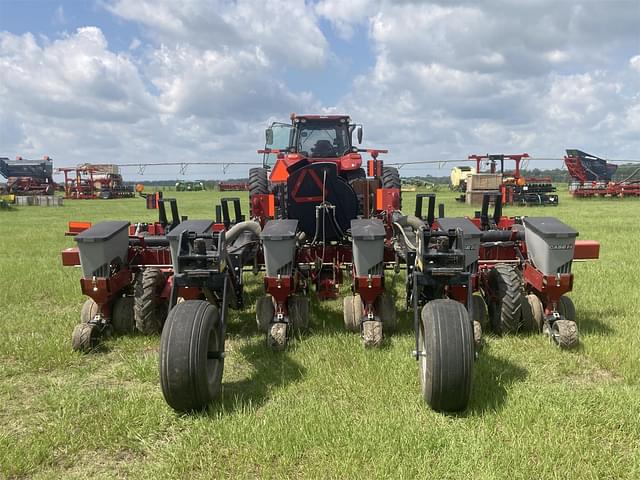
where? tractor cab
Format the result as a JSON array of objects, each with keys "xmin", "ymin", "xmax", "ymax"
[{"xmin": 262, "ymin": 114, "xmax": 365, "ymax": 182}]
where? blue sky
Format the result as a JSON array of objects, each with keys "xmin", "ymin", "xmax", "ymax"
[{"xmin": 1, "ymin": 0, "xmax": 638, "ymax": 180}]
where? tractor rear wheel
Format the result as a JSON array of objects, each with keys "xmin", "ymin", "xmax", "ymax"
[
  {"xmin": 557, "ymin": 295, "xmax": 576, "ymax": 321},
  {"xmin": 375, "ymin": 293, "xmax": 397, "ymax": 332},
  {"xmin": 381, "ymin": 166, "xmax": 402, "ymax": 209},
  {"xmin": 256, "ymin": 295, "xmax": 275, "ymax": 333},
  {"xmin": 551, "ymin": 320, "xmax": 579, "ymax": 349},
  {"xmin": 343, "ymin": 294, "xmax": 362, "ymax": 332},
  {"xmin": 159, "ymin": 300, "xmax": 224, "ymax": 412},
  {"xmin": 419, "ymin": 299, "xmax": 474, "ymax": 412},
  {"xmin": 111, "ymin": 296, "xmax": 135, "ymax": 335},
  {"xmin": 249, "ymin": 167, "xmax": 268, "ymax": 198},
  {"xmin": 487, "ymin": 264, "xmax": 523, "ymax": 334},
  {"xmin": 288, "ymin": 295, "xmax": 310, "ymax": 332},
  {"xmin": 134, "ymin": 268, "xmax": 168, "ymax": 334}
]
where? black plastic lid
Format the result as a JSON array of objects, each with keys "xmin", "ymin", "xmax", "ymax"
[
  {"xmin": 261, "ymin": 219, "xmax": 298, "ymax": 240},
  {"xmin": 523, "ymin": 217, "xmax": 578, "ymax": 238},
  {"xmin": 351, "ymin": 219, "xmax": 385, "ymax": 240},
  {"xmin": 166, "ymin": 220, "xmax": 214, "ymax": 239},
  {"xmin": 436, "ymin": 217, "xmax": 482, "ymax": 238},
  {"xmin": 74, "ymin": 221, "xmax": 129, "ymax": 243}
]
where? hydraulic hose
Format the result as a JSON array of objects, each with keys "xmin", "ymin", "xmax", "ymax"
[{"xmin": 225, "ymin": 220, "xmax": 262, "ymax": 245}]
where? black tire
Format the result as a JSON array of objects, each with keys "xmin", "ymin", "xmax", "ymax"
[
  {"xmin": 471, "ymin": 294, "xmax": 488, "ymax": 330},
  {"xmin": 381, "ymin": 166, "xmax": 402, "ymax": 209},
  {"xmin": 288, "ymin": 295, "xmax": 310, "ymax": 332},
  {"xmin": 557, "ymin": 295, "xmax": 576, "ymax": 321},
  {"xmin": 111, "ymin": 296, "xmax": 136, "ymax": 335},
  {"xmin": 267, "ymin": 322, "xmax": 288, "ymax": 351},
  {"xmin": 72, "ymin": 323, "xmax": 99, "ymax": 352},
  {"xmin": 80, "ymin": 299, "xmax": 99, "ymax": 324},
  {"xmin": 342, "ymin": 168, "xmax": 366, "ymax": 183},
  {"xmin": 419, "ymin": 299, "xmax": 474, "ymax": 412},
  {"xmin": 249, "ymin": 167, "xmax": 268, "ymax": 198},
  {"xmin": 256, "ymin": 295, "xmax": 275, "ymax": 333},
  {"xmin": 159, "ymin": 300, "xmax": 224, "ymax": 412},
  {"xmin": 134, "ymin": 268, "xmax": 168, "ymax": 334},
  {"xmin": 487, "ymin": 264, "xmax": 523, "ymax": 334},
  {"xmin": 525, "ymin": 294, "xmax": 544, "ymax": 332},
  {"xmin": 375, "ymin": 293, "xmax": 396, "ymax": 332}
]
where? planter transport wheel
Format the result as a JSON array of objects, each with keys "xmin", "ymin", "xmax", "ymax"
[
  {"xmin": 134, "ymin": 268, "xmax": 168, "ymax": 334},
  {"xmin": 343, "ymin": 294, "xmax": 362, "ymax": 332},
  {"xmin": 487, "ymin": 264, "xmax": 523, "ymax": 334},
  {"xmin": 550, "ymin": 319, "xmax": 579, "ymax": 349},
  {"xmin": 288, "ymin": 295, "xmax": 310, "ymax": 332},
  {"xmin": 80, "ymin": 299, "xmax": 99, "ymax": 324},
  {"xmin": 256, "ymin": 295, "xmax": 275, "ymax": 333},
  {"xmin": 160, "ymin": 300, "xmax": 224, "ymax": 412},
  {"xmin": 267, "ymin": 323, "xmax": 288, "ymax": 351},
  {"xmin": 71, "ymin": 323, "xmax": 99, "ymax": 353},
  {"xmin": 557, "ymin": 295, "xmax": 576, "ymax": 321},
  {"xmin": 375, "ymin": 293, "xmax": 397, "ymax": 332},
  {"xmin": 362, "ymin": 320, "xmax": 383, "ymax": 348},
  {"xmin": 111, "ymin": 296, "xmax": 135, "ymax": 335},
  {"xmin": 419, "ymin": 299, "xmax": 474, "ymax": 412}
]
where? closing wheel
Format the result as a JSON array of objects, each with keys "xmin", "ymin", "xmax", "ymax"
[
  {"xmin": 343, "ymin": 294, "xmax": 362, "ymax": 332},
  {"xmin": 159, "ymin": 300, "xmax": 224, "ymax": 412},
  {"xmin": 267, "ymin": 322, "xmax": 288, "ymax": 351},
  {"xmin": 288, "ymin": 295, "xmax": 310, "ymax": 332},
  {"xmin": 471, "ymin": 294, "xmax": 488, "ymax": 330},
  {"xmin": 557, "ymin": 296, "xmax": 576, "ymax": 321},
  {"xmin": 80, "ymin": 299, "xmax": 99, "ymax": 324},
  {"xmin": 487, "ymin": 264, "xmax": 523, "ymax": 334},
  {"xmin": 111, "ymin": 296, "xmax": 135, "ymax": 335},
  {"xmin": 419, "ymin": 299, "xmax": 474, "ymax": 412},
  {"xmin": 550, "ymin": 319, "xmax": 579, "ymax": 349},
  {"xmin": 362, "ymin": 320, "xmax": 383, "ymax": 348},
  {"xmin": 523, "ymin": 294, "xmax": 544, "ymax": 332},
  {"xmin": 71, "ymin": 323, "xmax": 99, "ymax": 353},
  {"xmin": 256, "ymin": 295, "xmax": 275, "ymax": 333},
  {"xmin": 134, "ymin": 268, "xmax": 168, "ymax": 334},
  {"xmin": 375, "ymin": 293, "xmax": 396, "ymax": 332}
]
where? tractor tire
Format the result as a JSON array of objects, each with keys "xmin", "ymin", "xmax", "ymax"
[
  {"xmin": 111, "ymin": 296, "xmax": 135, "ymax": 335},
  {"xmin": 288, "ymin": 295, "xmax": 310, "ymax": 332},
  {"xmin": 419, "ymin": 299, "xmax": 474, "ymax": 412},
  {"xmin": 487, "ymin": 264, "xmax": 523, "ymax": 334},
  {"xmin": 375, "ymin": 293, "xmax": 397, "ymax": 332},
  {"xmin": 267, "ymin": 323, "xmax": 288, "ymax": 351},
  {"xmin": 557, "ymin": 295, "xmax": 576, "ymax": 321},
  {"xmin": 343, "ymin": 168, "xmax": 366, "ymax": 183},
  {"xmin": 471, "ymin": 294, "xmax": 488, "ymax": 330},
  {"xmin": 256, "ymin": 295, "xmax": 275, "ymax": 333},
  {"xmin": 381, "ymin": 166, "xmax": 402, "ymax": 209},
  {"xmin": 159, "ymin": 300, "xmax": 224, "ymax": 412},
  {"xmin": 550, "ymin": 320, "xmax": 579, "ymax": 349},
  {"xmin": 80, "ymin": 299, "xmax": 99, "ymax": 324},
  {"xmin": 249, "ymin": 167, "xmax": 269, "ymax": 197},
  {"xmin": 134, "ymin": 268, "xmax": 168, "ymax": 335},
  {"xmin": 71, "ymin": 323, "xmax": 99, "ymax": 353},
  {"xmin": 343, "ymin": 294, "xmax": 362, "ymax": 332},
  {"xmin": 362, "ymin": 320, "xmax": 383, "ymax": 348}
]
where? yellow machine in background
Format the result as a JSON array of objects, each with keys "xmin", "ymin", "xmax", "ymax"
[{"xmin": 450, "ymin": 166, "xmax": 476, "ymax": 191}]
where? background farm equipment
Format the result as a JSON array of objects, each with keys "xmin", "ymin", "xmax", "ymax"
[
  {"xmin": 176, "ymin": 180, "xmax": 205, "ymax": 191},
  {"xmin": 0, "ymin": 156, "xmax": 56, "ymax": 195},
  {"xmin": 465, "ymin": 154, "xmax": 558, "ymax": 206},
  {"xmin": 468, "ymin": 193, "xmax": 599, "ymax": 348},
  {"xmin": 58, "ymin": 164, "xmax": 135, "ymax": 199},
  {"xmin": 218, "ymin": 181, "xmax": 249, "ymax": 191},
  {"xmin": 564, "ymin": 149, "xmax": 640, "ymax": 197}
]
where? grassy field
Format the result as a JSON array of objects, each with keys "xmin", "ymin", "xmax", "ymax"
[{"xmin": 1, "ymin": 188, "xmax": 639, "ymax": 479}]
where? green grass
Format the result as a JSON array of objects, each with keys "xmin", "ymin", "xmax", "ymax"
[{"xmin": 1, "ymin": 189, "xmax": 639, "ymax": 479}]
